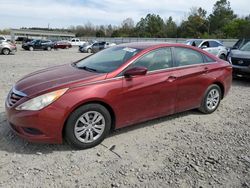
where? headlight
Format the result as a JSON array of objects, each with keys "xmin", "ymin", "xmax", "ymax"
[{"xmin": 16, "ymin": 88, "xmax": 68, "ymax": 111}]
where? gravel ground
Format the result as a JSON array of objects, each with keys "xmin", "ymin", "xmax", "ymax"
[{"xmin": 0, "ymin": 46, "xmax": 249, "ymax": 188}]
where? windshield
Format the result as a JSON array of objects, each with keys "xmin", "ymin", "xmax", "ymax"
[
  {"xmin": 75, "ymin": 46, "xmax": 141, "ymax": 73},
  {"xmin": 239, "ymin": 42, "xmax": 250, "ymax": 51}
]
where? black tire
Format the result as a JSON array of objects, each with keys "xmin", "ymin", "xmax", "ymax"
[
  {"xmin": 2, "ymin": 48, "xmax": 10, "ymax": 55},
  {"xmin": 198, "ymin": 84, "xmax": 222, "ymax": 114},
  {"xmin": 47, "ymin": 46, "xmax": 52, "ymax": 51},
  {"xmin": 29, "ymin": 46, "xmax": 34, "ymax": 51},
  {"xmin": 65, "ymin": 104, "xmax": 111, "ymax": 149},
  {"xmin": 219, "ymin": 54, "xmax": 226, "ymax": 60}
]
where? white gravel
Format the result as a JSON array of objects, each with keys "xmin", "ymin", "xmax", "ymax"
[{"xmin": 0, "ymin": 46, "xmax": 249, "ymax": 187}]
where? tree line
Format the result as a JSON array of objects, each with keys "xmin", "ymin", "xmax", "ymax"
[
  {"xmin": 1, "ymin": 0, "xmax": 249, "ymax": 39},
  {"xmin": 70, "ymin": 0, "xmax": 249, "ymax": 39}
]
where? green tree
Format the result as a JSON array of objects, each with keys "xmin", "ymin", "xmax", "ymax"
[
  {"xmin": 208, "ymin": 0, "xmax": 236, "ymax": 37},
  {"xmin": 165, "ymin": 16, "xmax": 177, "ymax": 38},
  {"xmin": 136, "ymin": 14, "xmax": 165, "ymax": 37},
  {"xmin": 178, "ymin": 7, "xmax": 208, "ymax": 38}
]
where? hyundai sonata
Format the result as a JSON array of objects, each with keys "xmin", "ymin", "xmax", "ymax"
[{"xmin": 5, "ymin": 42, "xmax": 232, "ymax": 149}]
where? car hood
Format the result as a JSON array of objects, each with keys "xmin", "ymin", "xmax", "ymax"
[
  {"xmin": 14, "ymin": 64, "xmax": 107, "ymax": 97},
  {"xmin": 230, "ymin": 50, "xmax": 250, "ymax": 58}
]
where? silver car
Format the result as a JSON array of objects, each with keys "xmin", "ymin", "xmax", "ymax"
[
  {"xmin": 0, "ymin": 41, "xmax": 17, "ymax": 55},
  {"xmin": 186, "ymin": 39, "xmax": 228, "ymax": 60}
]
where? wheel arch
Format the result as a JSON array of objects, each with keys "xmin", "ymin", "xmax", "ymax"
[
  {"xmin": 62, "ymin": 100, "xmax": 116, "ymax": 137},
  {"xmin": 212, "ymin": 81, "xmax": 225, "ymax": 99},
  {"xmin": 1, "ymin": 48, "xmax": 10, "ymax": 54}
]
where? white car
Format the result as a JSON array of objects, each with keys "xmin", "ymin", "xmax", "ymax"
[
  {"xmin": 70, "ymin": 38, "xmax": 86, "ymax": 46},
  {"xmin": 186, "ymin": 39, "xmax": 228, "ymax": 60},
  {"xmin": 0, "ymin": 36, "xmax": 7, "ymax": 42}
]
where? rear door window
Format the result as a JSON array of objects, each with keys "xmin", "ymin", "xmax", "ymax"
[
  {"xmin": 174, "ymin": 47, "xmax": 204, "ymax": 66},
  {"xmin": 209, "ymin": 41, "xmax": 222, "ymax": 47}
]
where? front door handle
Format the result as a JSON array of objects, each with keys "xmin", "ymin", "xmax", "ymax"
[
  {"xmin": 166, "ymin": 76, "xmax": 177, "ymax": 82},
  {"xmin": 203, "ymin": 67, "xmax": 209, "ymax": 73}
]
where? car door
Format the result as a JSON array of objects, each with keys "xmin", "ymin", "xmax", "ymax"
[
  {"xmin": 119, "ymin": 47, "xmax": 178, "ymax": 127},
  {"xmin": 34, "ymin": 40, "xmax": 41, "ymax": 49},
  {"xmin": 173, "ymin": 47, "xmax": 211, "ymax": 112}
]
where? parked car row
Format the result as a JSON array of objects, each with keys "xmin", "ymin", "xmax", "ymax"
[{"xmin": 1, "ymin": 36, "xmax": 250, "ymax": 79}]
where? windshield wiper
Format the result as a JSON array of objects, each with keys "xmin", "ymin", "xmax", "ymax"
[{"xmin": 78, "ymin": 66, "xmax": 98, "ymax": 73}]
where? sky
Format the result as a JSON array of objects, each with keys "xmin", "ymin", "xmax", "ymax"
[{"xmin": 0, "ymin": 0, "xmax": 249, "ymax": 29}]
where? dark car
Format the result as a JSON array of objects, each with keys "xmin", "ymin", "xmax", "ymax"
[
  {"xmin": 22, "ymin": 39, "xmax": 54, "ymax": 51},
  {"xmin": 232, "ymin": 39, "xmax": 250, "ymax": 50},
  {"xmin": 5, "ymin": 42, "xmax": 232, "ymax": 149},
  {"xmin": 228, "ymin": 41, "xmax": 250, "ymax": 78},
  {"xmin": 92, "ymin": 41, "xmax": 116, "ymax": 53},
  {"xmin": 54, "ymin": 40, "xmax": 72, "ymax": 49}
]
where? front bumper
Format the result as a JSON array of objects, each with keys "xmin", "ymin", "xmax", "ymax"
[
  {"xmin": 5, "ymin": 101, "xmax": 66, "ymax": 144},
  {"xmin": 232, "ymin": 65, "xmax": 250, "ymax": 78}
]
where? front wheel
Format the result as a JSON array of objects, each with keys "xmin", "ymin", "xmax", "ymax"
[
  {"xmin": 2, "ymin": 48, "xmax": 10, "ymax": 55},
  {"xmin": 29, "ymin": 46, "xmax": 34, "ymax": 51},
  {"xmin": 65, "ymin": 104, "xmax": 111, "ymax": 149},
  {"xmin": 47, "ymin": 46, "xmax": 52, "ymax": 51},
  {"xmin": 198, "ymin": 84, "xmax": 222, "ymax": 114}
]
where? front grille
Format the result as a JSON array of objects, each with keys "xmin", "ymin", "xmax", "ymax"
[
  {"xmin": 7, "ymin": 88, "xmax": 26, "ymax": 107},
  {"xmin": 231, "ymin": 57, "xmax": 250, "ymax": 66}
]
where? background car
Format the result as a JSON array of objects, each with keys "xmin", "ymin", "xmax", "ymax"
[
  {"xmin": 186, "ymin": 39, "xmax": 228, "ymax": 60},
  {"xmin": 228, "ymin": 41, "xmax": 250, "ymax": 78},
  {"xmin": 0, "ymin": 41, "xmax": 17, "ymax": 55},
  {"xmin": 22, "ymin": 39, "xmax": 54, "ymax": 51},
  {"xmin": 70, "ymin": 38, "xmax": 86, "ymax": 46},
  {"xmin": 0, "ymin": 36, "xmax": 7, "ymax": 42},
  {"xmin": 91, "ymin": 41, "xmax": 116, "ymax": 53},
  {"xmin": 5, "ymin": 42, "xmax": 232, "ymax": 149},
  {"xmin": 231, "ymin": 38, "xmax": 250, "ymax": 50},
  {"xmin": 79, "ymin": 41, "xmax": 97, "ymax": 53},
  {"xmin": 53, "ymin": 40, "xmax": 72, "ymax": 49}
]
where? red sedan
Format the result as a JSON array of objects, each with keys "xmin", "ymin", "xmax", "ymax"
[
  {"xmin": 53, "ymin": 40, "xmax": 72, "ymax": 49},
  {"xmin": 5, "ymin": 43, "xmax": 232, "ymax": 149}
]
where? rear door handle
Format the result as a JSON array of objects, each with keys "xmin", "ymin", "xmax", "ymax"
[{"xmin": 166, "ymin": 76, "xmax": 177, "ymax": 82}]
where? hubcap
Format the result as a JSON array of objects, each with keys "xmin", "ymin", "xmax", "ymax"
[
  {"xmin": 74, "ymin": 111, "xmax": 105, "ymax": 143},
  {"xmin": 206, "ymin": 89, "xmax": 220, "ymax": 110}
]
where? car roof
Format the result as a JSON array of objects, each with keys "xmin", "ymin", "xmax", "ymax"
[{"xmin": 117, "ymin": 42, "xmax": 187, "ymax": 50}]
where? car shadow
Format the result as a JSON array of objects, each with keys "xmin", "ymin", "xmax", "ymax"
[
  {"xmin": 0, "ymin": 109, "xmax": 202, "ymax": 154},
  {"xmin": 232, "ymin": 77, "xmax": 250, "ymax": 86}
]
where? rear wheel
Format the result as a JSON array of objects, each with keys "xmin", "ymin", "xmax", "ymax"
[
  {"xmin": 219, "ymin": 54, "xmax": 226, "ymax": 60},
  {"xmin": 198, "ymin": 84, "xmax": 221, "ymax": 114},
  {"xmin": 2, "ymin": 48, "xmax": 10, "ymax": 55},
  {"xmin": 65, "ymin": 104, "xmax": 111, "ymax": 149},
  {"xmin": 47, "ymin": 46, "xmax": 52, "ymax": 51}
]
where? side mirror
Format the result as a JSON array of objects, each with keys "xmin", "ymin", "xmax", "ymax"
[
  {"xmin": 201, "ymin": 45, "xmax": 208, "ymax": 49},
  {"xmin": 124, "ymin": 66, "xmax": 148, "ymax": 78}
]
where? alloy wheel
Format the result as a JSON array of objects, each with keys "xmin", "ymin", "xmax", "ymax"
[
  {"xmin": 74, "ymin": 111, "xmax": 105, "ymax": 143},
  {"xmin": 206, "ymin": 89, "xmax": 220, "ymax": 111}
]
